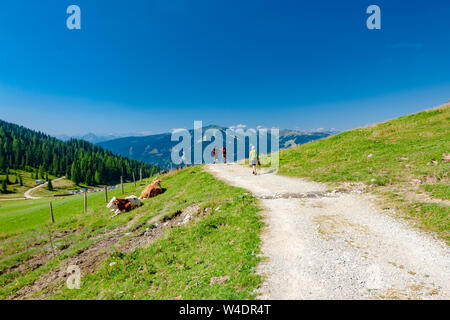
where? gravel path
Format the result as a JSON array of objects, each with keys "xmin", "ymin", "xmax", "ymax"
[
  {"xmin": 23, "ymin": 176, "xmax": 66, "ymax": 200},
  {"xmin": 0, "ymin": 197, "xmax": 26, "ymax": 201},
  {"xmin": 206, "ymin": 164, "xmax": 450, "ymax": 300}
]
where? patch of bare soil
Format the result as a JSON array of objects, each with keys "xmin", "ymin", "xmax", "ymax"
[
  {"xmin": 381, "ymin": 178, "xmax": 450, "ymax": 206},
  {"xmin": 0, "ymin": 229, "xmax": 76, "ymax": 281},
  {"xmin": 9, "ymin": 233, "xmax": 121, "ymax": 300},
  {"xmin": 403, "ymin": 189, "xmax": 450, "ymax": 206},
  {"xmin": 8, "ymin": 204, "xmax": 203, "ymax": 300},
  {"xmin": 120, "ymin": 204, "xmax": 202, "ymax": 251},
  {"xmin": 3, "ymin": 252, "xmax": 52, "ymax": 276}
]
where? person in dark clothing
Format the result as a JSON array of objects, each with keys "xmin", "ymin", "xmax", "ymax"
[{"xmin": 222, "ymin": 146, "xmax": 227, "ymax": 163}]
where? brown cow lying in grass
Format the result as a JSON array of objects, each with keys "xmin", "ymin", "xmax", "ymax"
[
  {"xmin": 107, "ymin": 195, "xmax": 142, "ymax": 217},
  {"xmin": 139, "ymin": 179, "xmax": 163, "ymax": 199}
]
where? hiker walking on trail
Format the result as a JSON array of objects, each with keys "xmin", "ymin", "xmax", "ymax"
[
  {"xmin": 249, "ymin": 146, "xmax": 259, "ymax": 175},
  {"xmin": 222, "ymin": 146, "xmax": 227, "ymax": 163},
  {"xmin": 212, "ymin": 147, "xmax": 218, "ymax": 164},
  {"xmin": 181, "ymin": 151, "xmax": 185, "ymax": 168}
]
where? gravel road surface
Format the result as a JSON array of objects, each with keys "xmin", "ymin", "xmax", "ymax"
[{"xmin": 206, "ymin": 164, "xmax": 450, "ymax": 300}]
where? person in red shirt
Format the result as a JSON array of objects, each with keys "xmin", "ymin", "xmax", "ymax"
[{"xmin": 211, "ymin": 147, "xmax": 218, "ymax": 164}]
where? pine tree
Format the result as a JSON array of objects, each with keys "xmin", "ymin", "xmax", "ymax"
[
  {"xmin": 66, "ymin": 165, "xmax": 71, "ymax": 179},
  {"xmin": 1, "ymin": 179, "xmax": 7, "ymax": 194},
  {"xmin": 71, "ymin": 161, "xmax": 81, "ymax": 185},
  {"xmin": 39, "ymin": 165, "xmax": 45, "ymax": 179},
  {"xmin": 94, "ymin": 170, "xmax": 101, "ymax": 185},
  {"xmin": 47, "ymin": 178, "xmax": 53, "ymax": 191}
]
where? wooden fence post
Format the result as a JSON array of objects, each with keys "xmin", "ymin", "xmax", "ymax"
[
  {"xmin": 104, "ymin": 185, "xmax": 108, "ymax": 203},
  {"xmin": 47, "ymin": 225, "xmax": 56, "ymax": 257},
  {"xmin": 121, "ymin": 176, "xmax": 124, "ymax": 194},
  {"xmin": 133, "ymin": 172, "xmax": 136, "ymax": 188},
  {"xmin": 140, "ymin": 168, "xmax": 142, "ymax": 182},
  {"xmin": 84, "ymin": 190, "xmax": 87, "ymax": 213},
  {"xmin": 50, "ymin": 201, "xmax": 55, "ymax": 223}
]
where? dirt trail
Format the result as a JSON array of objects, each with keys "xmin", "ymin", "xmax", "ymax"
[
  {"xmin": 206, "ymin": 164, "xmax": 450, "ymax": 300},
  {"xmin": 23, "ymin": 176, "xmax": 66, "ymax": 200}
]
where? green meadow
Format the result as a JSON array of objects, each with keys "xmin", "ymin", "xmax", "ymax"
[{"xmin": 0, "ymin": 167, "xmax": 263, "ymax": 299}]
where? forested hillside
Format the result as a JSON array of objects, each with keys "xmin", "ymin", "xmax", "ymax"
[{"xmin": 0, "ymin": 119, "xmax": 159, "ymax": 185}]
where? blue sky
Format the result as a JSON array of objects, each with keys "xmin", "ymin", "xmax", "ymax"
[{"xmin": 0, "ymin": 0, "xmax": 449, "ymax": 135}]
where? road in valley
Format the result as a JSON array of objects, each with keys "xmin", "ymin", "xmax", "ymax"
[{"xmin": 18, "ymin": 176, "xmax": 66, "ymax": 200}]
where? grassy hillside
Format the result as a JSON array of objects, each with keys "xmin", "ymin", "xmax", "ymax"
[
  {"xmin": 0, "ymin": 167, "xmax": 263, "ymax": 299},
  {"xmin": 273, "ymin": 104, "xmax": 450, "ymax": 242}
]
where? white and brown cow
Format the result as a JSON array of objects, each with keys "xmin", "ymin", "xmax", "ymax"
[{"xmin": 107, "ymin": 195, "xmax": 142, "ymax": 217}]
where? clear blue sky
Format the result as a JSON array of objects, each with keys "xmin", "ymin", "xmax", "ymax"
[{"xmin": 0, "ymin": 0, "xmax": 449, "ymax": 135}]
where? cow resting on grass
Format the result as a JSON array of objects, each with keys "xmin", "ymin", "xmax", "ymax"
[
  {"xmin": 139, "ymin": 179, "xmax": 163, "ymax": 199},
  {"xmin": 107, "ymin": 195, "xmax": 142, "ymax": 217}
]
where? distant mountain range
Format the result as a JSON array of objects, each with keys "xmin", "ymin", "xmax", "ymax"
[
  {"xmin": 97, "ymin": 126, "xmax": 338, "ymax": 168},
  {"xmin": 55, "ymin": 133, "xmax": 136, "ymax": 144}
]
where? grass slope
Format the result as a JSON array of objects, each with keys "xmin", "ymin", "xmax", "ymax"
[
  {"xmin": 0, "ymin": 166, "xmax": 263, "ymax": 299},
  {"xmin": 273, "ymin": 104, "xmax": 450, "ymax": 242}
]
